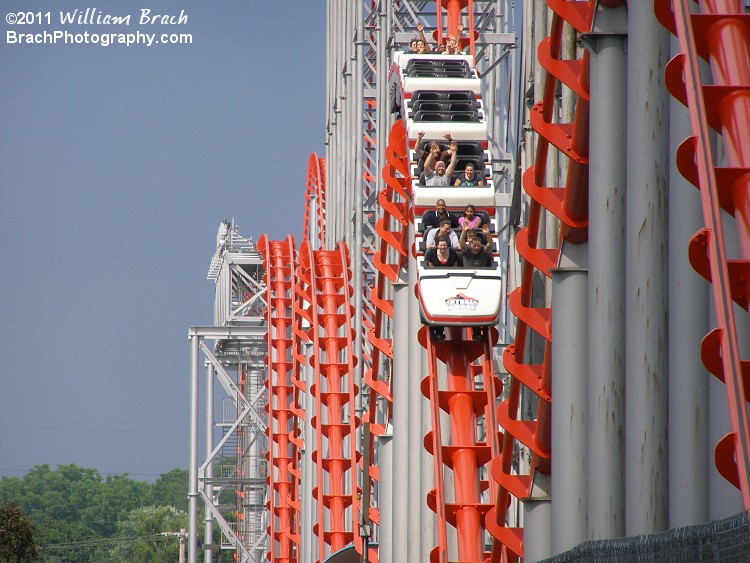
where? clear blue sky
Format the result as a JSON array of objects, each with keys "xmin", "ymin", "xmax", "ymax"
[{"xmin": 0, "ymin": 1, "xmax": 326, "ymax": 480}]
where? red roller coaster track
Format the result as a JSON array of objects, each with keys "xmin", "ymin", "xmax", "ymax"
[
  {"xmin": 251, "ymin": 1, "xmax": 750, "ymax": 561},
  {"xmin": 657, "ymin": 0, "xmax": 750, "ymax": 508}
]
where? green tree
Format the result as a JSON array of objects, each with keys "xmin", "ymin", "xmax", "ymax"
[
  {"xmin": 0, "ymin": 464, "xmax": 192, "ymax": 562},
  {"xmin": 0, "ymin": 502, "xmax": 38, "ymax": 562},
  {"xmin": 107, "ymin": 506, "xmax": 187, "ymax": 563},
  {"xmin": 79, "ymin": 474, "xmax": 147, "ymax": 536},
  {"xmin": 147, "ymin": 469, "xmax": 188, "ymax": 513},
  {"xmin": 34, "ymin": 517, "xmax": 108, "ymax": 563}
]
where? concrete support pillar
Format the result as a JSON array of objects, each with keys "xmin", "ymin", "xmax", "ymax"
[
  {"xmin": 551, "ymin": 243, "xmax": 588, "ymax": 554},
  {"xmin": 624, "ymin": 1, "xmax": 670, "ymax": 536},
  {"xmin": 584, "ymin": 3, "xmax": 627, "ymax": 541}
]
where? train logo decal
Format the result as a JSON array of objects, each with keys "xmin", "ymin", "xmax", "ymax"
[{"xmin": 445, "ymin": 293, "xmax": 479, "ymax": 312}]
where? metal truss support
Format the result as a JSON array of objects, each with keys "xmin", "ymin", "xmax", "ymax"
[
  {"xmin": 188, "ymin": 326, "xmax": 269, "ymax": 563},
  {"xmin": 189, "ymin": 224, "xmax": 270, "ymax": 563}
]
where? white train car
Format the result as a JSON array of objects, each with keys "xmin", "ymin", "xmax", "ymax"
[{"xmin": 390, "ymin": 50, "xmax": 503, "ymax": 329}]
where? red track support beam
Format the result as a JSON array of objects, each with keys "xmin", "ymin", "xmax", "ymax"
[
  {"xmin": 658, "ymin": 0, "xmax": 750, "ymax": 507},
  {"xmin": 366, "ymin": 119, "xmax": 410, "ymax": 431},
  {"xmin": 300, "ymin": 241, "xmax": 361, "ymax": 562},
  {"xmin": 488, "ymin": 2, "xmax": 595, "ymax": 560},
  {"xmin": 260, "ymin": 234, "xmax": 302, "ymax": 562},
  {"xmin": 421, "ymin": 327, "xmax": 502, "ymax": 563}
]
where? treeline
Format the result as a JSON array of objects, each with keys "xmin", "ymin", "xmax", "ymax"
[{"xmin": 0, "ymin": 464, "xmax": 191, "ymax": 562}]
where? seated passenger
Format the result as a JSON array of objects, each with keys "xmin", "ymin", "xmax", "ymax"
[
  {"xmin": 425, "ymin": 236, "xmax": 460, "ymax": 268},
  {"xmin": 422, "ymin": 199, "xmax": 459, "ymax": 231},
  {"xmin": 460, "ymin": 222, "xmax": 492, "ymax": 251},
  {"xmin": 459, "ymin": 228, "xmax": 493, "ymax": 267},
  {"xmin": 443, "ymin": 35, "xmax": 461, "ymax": 55},
  {"xmin": 415, "ymin": 132, "xmax": 453, "ymax": 175},
  {"xmin": 453, "ymin": 163, "xmax": 485, "ymax": 187},
  {"xmin": 407, "ymin": 37, "xmax": 419, "ymax": 53},
  {"xmin": 425, "ymin": 219, "xmax": 459, "ymax": 249},
  {"xmin": 477, "ymin": 223, "xmax": 492, "ymax": 246},
  {"xmin": 458, "ymin": 204, "xmax": 483, "ymax": 229},
  {"xmin": 416, "ymin": 23, "xmax": 433, "ymax": 53},
  {"xmin": 423, "ymin": 141, "xmax": 458, "ymax": 186}
]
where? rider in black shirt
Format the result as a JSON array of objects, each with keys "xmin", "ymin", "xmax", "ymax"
[
  {"xmin": 459, "ymin": 226, "xmax": 493, "ymax": 267},
  {"xmin": 425, "ymin": 237, "xmax": 460, "ymax": 267}
]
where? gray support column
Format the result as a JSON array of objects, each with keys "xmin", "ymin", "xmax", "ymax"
[
  {"xmin": 353, "ymin": 0, "xmax": 365, "ymax": 418},
  {"xmin": 419, "ymin": 350, "xmax": 433, "ymax": 563},
  {"xmin": 204, "ymin": 363, "xmax": 214, "ymax": 563},
  {"xmin": 390, "ymin": 273, "xmax": 410, "ymax": 563},
  {"xmin": 324, "ymin": 1, "xmax": 333, "ymax": 246},
  {"xmin": 524, "ymin": 474, "xmax": 552, "ymax": 563},
  {"xmin": 624, "ymin": 2, "xmax": 670, "ymax": 536},
  {"xmin": 667, "ymin": 47, "xmax": 710, "ymax": 527},
  {"xmin": 584, "ymin": 4, "xmax": 627, "ymax": 541},
  {"xmin": 188, "ymin": 335, "xmax": 200, "ymax": 563},
  {"xmin": 376, "ymin": 433, "xmax": 394, "ymax": 563},
  {"xmin": 376, "ymin": 2, "xmax": 388, "ymax": 179},
  {"xmin": 343, "ymin": 0, "xmax": 354, "ymax": 250},
  {"xmin": 551, "ymin": 243, "xmax": 588, "ymax": 554},
  {"xmin": 408, "ymin": 249, "xmax": 433, "ymax": 562}
]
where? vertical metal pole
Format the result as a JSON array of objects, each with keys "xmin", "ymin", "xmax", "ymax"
[
  {"xmin": 667, "ymin": 43, "xmax": 710, "ymax": 526},
  {"xmin": 179, "ymin": 529, "xmax": 186, "ymax": 563},
  {"xmin": 551, "ymin": 244, "xmax": 588, "ymax": 554},
  {"xmin": 585, "ymin": 5, "xmax": 627, "ymax": 541},
  {"xmin": 353, "ymin": 0, "xmax": 365, "ymax": 420},
  {"xmin": 624, "ymin": 1, "xmax": 670, "ymax": 536},
  {"xmin": 407, "ymin": 242, "xmax": 432, "ymax": 562},
  {"xmin": 188, "ymin": 334, "xmax": 200, "ymax": 563},
  {"xmin": 523, "ymin": 482, "xmax": 552, "ymax": 562},
  {"xmin": 204, "ymin": 363, "xmax": 215, "ymax": 563},
  {"xmin": 325, "ymin": 0, "xmax": 333, "ymax": 248},
  {"xmin": 390, "ymin": 274, "xmax": 410, "ymax": 563},
  {"xmin": 377, "ymin": 0, "xmax": 390, "ymax": 179},
  {"xmin": 359, "ymin": 422, "xmax": 372, "ymax": 562},
  {"xmin": 375, "ymin": 432, "xmax": 394, "ymax": 563}
]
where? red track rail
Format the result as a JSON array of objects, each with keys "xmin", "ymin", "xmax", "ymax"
[
  {"xmin": 298, "ymin": 240, "xmax": 361, "ymax": 562},
  {"xmin": 352, "ymin": 119, "xmax": 413, "ymax": 561},
  {"xmin": 657, "ymin": 0, "xmax": 750, "ymax": 507},
  {"xmin": 259, "ymin": 235, "xmax": 302, "ymax": 562},
  {"xmin": 366, "ymin": 119, "xmax": 411, "ymax": 430},
  {"xmin": 420, "ymin": 327, "xmax": 503, "ymax": 563},
  {"xmin": 305, "ymin": 153, "xmax": 327, "ymax": 248},
  {"xmin": 487, "ymin": 2, "xmax": 594, "ymax": 560}
]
